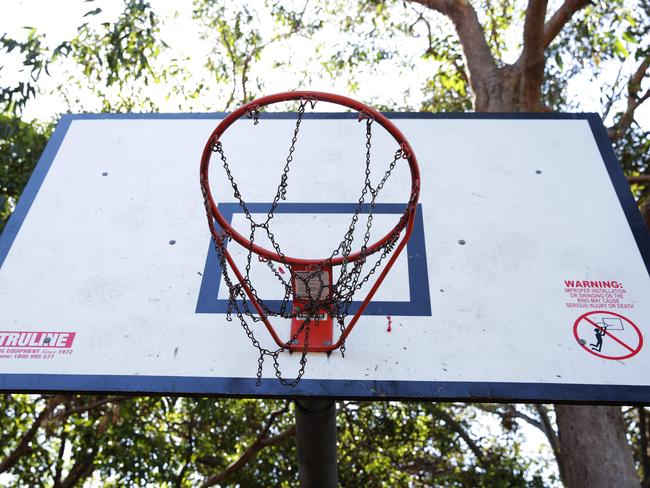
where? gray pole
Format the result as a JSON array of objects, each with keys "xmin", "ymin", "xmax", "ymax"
[{"xmin": 294, "ymin": 399, "xmax": 338, "ymax": 487}]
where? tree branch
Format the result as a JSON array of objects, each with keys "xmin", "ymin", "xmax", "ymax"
[
  {"xmin": 628, "ymin": 175, "xmax": 650, "ymax": 185},
  {"xmin": 518, "ymin": 0, "xmax": 548, "ymax": 110},
  {"xmin": 433, "ymin": 408, "xmax": 485, "ymax": 466},
  {"xmin": 0, "ymin": 396, "xmax": 63, "ymax": 474},
  {"xmin": 407, "ymin": 6, "xmax": 471, "ymax": 87},
  {"xmin": 409, "ymin": 0, "xmax": 498, "ymax": 99},
  {"xmin": 258, "ymin": 422, "xmax": 296, "ymax": 448},
  {"xmin": 602, "ymin": 65, "xmax": 625, "ymax": 120},
  {"xmin": 534, "ymin": 404, "xmax": 567, "ymax": 485},
  {"xmin": 199, "ymin": 424, "xmax": 296, "ymax": 487},
  {"xmin": 222, "ymin": 0, "xmax": 312, "ymax": 107},
  {"xmin": 608, "ymin": 55, "xmax": 650, "ymax": 141},
  {"xmin": 218, "ymin": 28, "xmax": 238, "ymax": 110},
  {"xmin": 52, "ymin": 428, "xmax": 67, "ymax": 487},
  {"xmin": 200, "ymin": 404, "xmax": 294, "ymax": 487},
  {"xmin": 534, "ymin": 405, "xmax": 560, "ymax": 458},
  {"xmin": 478, "ymin": 403, "xmax": 567, "ymax": 484},
  {"xmin": 478, "ymin": 403, "xmax": 543, "ymax": 431},
  {"xmin": 252, "ymin": 0, "xmax": 312, "ymax": 58},
  {"xmin": 59, "ymin": 401, "xmax": 114, "ymax": 488},
  {"xmin": 542, "ymin": 0, "xmax": 590, "ymax": 49},
  {"xmin": 60, "ymin": 447, "xmax": 97, "ymax": 488},
  {"xmin": 50, "ymin": 396, "xmax": 130, "ymax": 421},
  {"xmin": 175, "ymin": 412, "xmax": 194, "ymax": 488}
]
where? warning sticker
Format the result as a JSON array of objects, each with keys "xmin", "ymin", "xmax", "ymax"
[
  {"xmin": 563, "ymin": 279, "xmax": 634, "ymax": 310},
  {"xmin": 573, "ymin": 311, "xmax": 643, "ymax": 360}
]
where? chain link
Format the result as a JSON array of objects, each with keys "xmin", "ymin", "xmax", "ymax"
[{"xmin": 202, "ymin": 99, "xmax": 408, "ymax": 385}]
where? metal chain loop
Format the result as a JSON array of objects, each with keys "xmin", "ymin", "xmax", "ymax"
[{"xmin": 202, "ymin": 98, "xmax": 409, "ymax": 385}]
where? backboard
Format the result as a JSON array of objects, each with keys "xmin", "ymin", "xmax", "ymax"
[{"xmin": 1, "ymin": 111, "xmax": 649, "ymax": 403}]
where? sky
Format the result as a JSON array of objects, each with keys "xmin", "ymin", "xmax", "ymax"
[
  {"xmin": 1, "ymin": 0, "xmax": 648, "ymax": 130},
  {"xmin": 2, "ymin": 0, "xmax": 415, "ymax": 117}
]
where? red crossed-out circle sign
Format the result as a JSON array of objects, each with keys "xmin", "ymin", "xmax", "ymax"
[{"xmin": 573, "ymin": 310, "xmax": 643, "ymax": 360}]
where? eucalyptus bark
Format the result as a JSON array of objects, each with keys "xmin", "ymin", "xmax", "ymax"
[{"xmin": 556, "ymin": 405, "xmax": 640, "ymax": 488}]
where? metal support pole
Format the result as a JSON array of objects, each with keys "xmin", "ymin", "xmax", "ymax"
[{"xmin": 295, "ymin": 399, "xmax": 338, "ymax": 488}]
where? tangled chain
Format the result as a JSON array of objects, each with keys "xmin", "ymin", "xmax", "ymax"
[{"xmin": 201, "ymin": 99, "xmax": 409, "ymax": 386}]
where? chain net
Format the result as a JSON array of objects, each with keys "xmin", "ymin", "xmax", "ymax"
[{"xmin": 201, "ymin": 98, "xmax": 410, "ymax": 386}]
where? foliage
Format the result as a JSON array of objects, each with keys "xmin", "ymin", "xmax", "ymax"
[
  {"xmin": 0, "ymin": 0, "xmax": 168, "ymax": 231},
  {"xmin": 1, "ymin": 0, "xmax": 650, "ymax": 485},
  {"xmin": 0, "ymin": 396, "xmax": 548, "ymax": 486},
  {"xmin": 0, "ymin": 28, "xmax": 52, "ymax": 232},
  {"xmin": 0, "ymin": 28, "xmax": 49, "ymax": 115},
  {"xmin": 622, "ymin": 405, "xmax": 650, "ymax": 488},
  {"xmin": 61, "ymin": 1, "xmax": 162, "ymax": 89},
  {"xmin": 615, "ymin": 123, "xmax": 650, "ymax": 200},
  {"xmin": 542, "ymin": 0, "xmax": 638, "ymax": 111},
  {"xmin": 53, "ymin": 0, "xmax": 168, "ymax": 112},
  {"xmin": 0, "ymin": 115, "xmax": 50, "ymax": 233},
  {"xmin": 338, "ymin": 401, "xmax": 547, "ymax": 487},
  {"xmin": 192, "ymin": 0, "xmax": 323, "ymax": 109}
]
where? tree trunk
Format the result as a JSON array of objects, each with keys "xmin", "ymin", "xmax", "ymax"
[
  {"xmin": 555, "ymin": 405, "xmax": 640, "ymax": 488},
  {"xmin": 411, "ymin": 3, "xmax": 643, "ymax": 483},
  {"xmin": 473, "ymin": 68, "xmax": 517, "ymax": 112},
  {"xmin": 478, "ymin": 68, "xmax": 641, "ymax": 488}
]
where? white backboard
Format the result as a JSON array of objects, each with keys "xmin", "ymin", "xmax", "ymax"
[{"xmin": 1, "ymin": 111, "xmax": 649, "ymax": 403}]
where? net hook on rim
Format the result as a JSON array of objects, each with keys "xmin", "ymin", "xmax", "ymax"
[
  {"xmin": 245, "ymin": 105, "xmax": 261, "ymax": 124},
  {"xmin": 400, "ymin": 141, "xmax": 412, "ymax": 159},
  {"xmin": 357, "ymin": 110, "xmax": 374, "ymax": 123},
  {"xmin": 301, "ymin": 96, "xmax": 318, "ymax": 109}
]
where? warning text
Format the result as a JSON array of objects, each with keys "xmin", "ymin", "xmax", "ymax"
[{"xmin": 563, "ymin": 280, "xmax": 634, "ymax": 310}]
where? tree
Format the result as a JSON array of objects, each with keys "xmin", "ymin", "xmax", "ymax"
[
  {"xmin": 1, "ymin": 0, "xmax": 169, "ymax": 232},
  {"xmin": 0, "ymin": 29, "xmax": 51, "ymax": 233},
  {"xmin": 1, "ymin": 395, "xmax": 550, "ymax": 486},
  {"xmin": 1, "ymin": 0, "xmax": 649, "ymax": 486},
  {"xmin": 390, "ymin": 1, "xmax": 647, "ymax": 486}
]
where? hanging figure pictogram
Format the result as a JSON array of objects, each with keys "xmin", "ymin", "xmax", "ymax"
[
  {"xmin": 574, "ymin": 311, "xmax": 643, "ymax": 361},
  {"xmin": 589, "ymin": 326, "xmax": 606, "ymax": 352}
]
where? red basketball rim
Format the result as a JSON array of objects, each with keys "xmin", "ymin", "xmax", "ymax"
[{"xmin": 200, "ymin": 90, "xmax": 421, "ymax": 266}]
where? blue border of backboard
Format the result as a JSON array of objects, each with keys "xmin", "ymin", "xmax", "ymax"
[
  {"xmin": 1, "ymin": 112, "xmax": 649, "ymax": 404},
  {"xmin": 1, "ymin": 373, "xmax": 649, "ymax": 404},
  {"xmin": 195, "ymin": 202, "xmax": 431, "ymax": 316}
]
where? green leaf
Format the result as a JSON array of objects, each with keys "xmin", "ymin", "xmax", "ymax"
[{"xmin": 83, "ymin": 7, "xmax": 102, "ymax": 17}]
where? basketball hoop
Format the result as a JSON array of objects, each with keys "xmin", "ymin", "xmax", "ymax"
[{"xmin": 200, "ymin": 91, "xmax": 420, "ymax": 385}]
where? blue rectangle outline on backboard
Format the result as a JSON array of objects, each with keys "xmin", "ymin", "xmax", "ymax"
[
  {"xmin": 195, "ymin": 202, "xmax": 431, "ymax": 316},
  {"xmin": 0, "ymin": 111, "xmax": 649, "ymax": 403}
]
